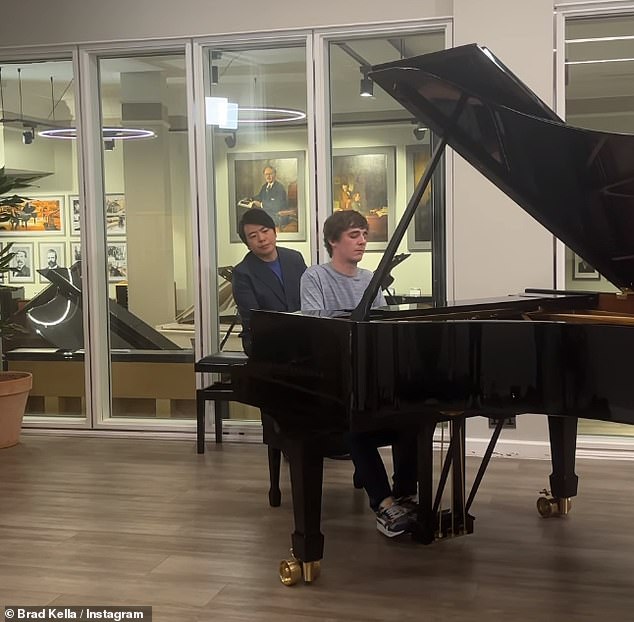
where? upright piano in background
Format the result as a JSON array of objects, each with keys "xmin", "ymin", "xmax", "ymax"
[{"xmin": 233, "ymin": 43, "xmax": 634, "ymax": 585}]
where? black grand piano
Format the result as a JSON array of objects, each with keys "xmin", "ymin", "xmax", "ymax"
[{"xmin": 233, "ymin": 44, "xmax": 634, "ymax": 585}]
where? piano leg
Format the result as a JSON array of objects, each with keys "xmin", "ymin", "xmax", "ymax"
[
  {"xmin": 267, "ymin": 446, "xmax": 282, "ymax": 507},
  {"xmin": 548, "ymin": 415, "xmax": 579, "ymax": 498},
  {"xmin": 539, "ymin": 415, "xmax": 579, "ymax": 517},
  {"xmin": 284, "ymin": 441, "xmax": 324, "ymax": 584}
]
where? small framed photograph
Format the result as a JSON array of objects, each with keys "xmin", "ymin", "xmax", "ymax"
[
  {"xmin": 8, "ymin": 242, "xmax": 35, "ymax": 283},
  {"xmin": 37, "ymin": 242, "xmax": 66, "ymax": 281},
  {"xmin": 69, "ymin": 194, "xmax": 126, "ymax": 236},
  {"xmin": 70, "ymin": 242, "xmax": 82, "ymax": 264},
  {"xmin": 105, "ymin": 194, "xmax": 126, "ymax": 235},
  {"xmin": 0, "ymin": 196, "xmax": 65, "ymax": 236},
  {"xmin": 572, "ymin": 254, "xmax": 601, "ymax": 280},
  {"xmin": 106, "ymin": 241, "xmax": 127, "ymax": 282},
  {"xmin": 69, "ymin": 195, "xmax": 81, "ymax": 236}
]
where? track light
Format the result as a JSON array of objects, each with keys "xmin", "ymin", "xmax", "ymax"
[
  {"xmin": 359, "ymin": 71, "xmax": 374, "ymax": 98},
  {"xmin": 224, "ymin": 131, "xmax": 236, "ymax": 148},
  {"xmin": 413, "ymin": 124, "xmax": 427, "ymax": 141},
  {"xmin": 22, "ymin": 128, "xmax": 34, "ymax": 145}
]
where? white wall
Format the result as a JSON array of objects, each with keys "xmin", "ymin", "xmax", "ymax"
[
  {"xmin": 451, "ymin": 0, "xmax": 556, "ymax": 301},
  {"xmin": 0, "ymin": 1, "xmax": 453, "ymax": 46}
]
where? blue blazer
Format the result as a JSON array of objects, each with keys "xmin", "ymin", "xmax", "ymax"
[{"xmin": 232, "ymin": 246, "xmax": 307, "ymax": 354}]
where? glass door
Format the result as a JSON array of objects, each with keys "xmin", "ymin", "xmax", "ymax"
[
  {"xmin": 95, "ymin": 51, "xmax": 196, "ymax": 422},
  {"xmin": 0, "ymin": 54, "xmax": 88, "ymax": 424},
  {"xmin": 202, "ymin": 38, "xmax": 313, "ymax": 426}
]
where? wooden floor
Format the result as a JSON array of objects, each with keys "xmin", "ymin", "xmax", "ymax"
[{"xmin": 1, "ymin": 436, "xmax": 633, "ymax": 621}]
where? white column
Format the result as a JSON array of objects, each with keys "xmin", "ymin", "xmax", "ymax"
[{"xmin": 120, "ymin": 71, "xmax": 176, "ymax": 328}]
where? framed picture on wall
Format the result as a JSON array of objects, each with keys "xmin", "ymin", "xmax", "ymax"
[
  {"xmin": 405, "ymin": 141, "xmax": 442, "ymax": 252},
  {"xmin": 105, "ymin": 193, "xmax": 126, "ymax": 235},
  {"xmin": 69, "ymin": 194, "xmax": 126, "ymax": 236},
  {"xmin": 332, "ymin": 147, "xmax": 395, "ymax": 251},
  {"xmin": 69, "ymin": 195, "xmax": 81, "ymax": 235},
  {"xmin": 7, "ymin": 242, "xmax": 35, "ymax": 283},
  {"xmin": 572, "ymin": 253, "xmax": 600, "ymax": 280},
  {"xmin": 106, "ymin": 241, "xmax": 127, "ymax": 282},
  {"xmin": 70, "ymin": 242, "xmax": 82, "ymax": 264},
  {"xmin": 227, "ymin": 151, "xmax": 306, "ymax": 243},
  {"xmin": 0, "ymin": 196, "xmax": 65, "ymax": 236},
  {"xmin": 37, "ymin": 241, "xmax": 66, "ymax": 281}
]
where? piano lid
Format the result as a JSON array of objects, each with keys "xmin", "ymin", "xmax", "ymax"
[{"xmin": 370, "ymin": 43, "xmax": 634, "ymax": 291}]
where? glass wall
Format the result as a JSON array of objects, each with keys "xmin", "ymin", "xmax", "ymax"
[
  {"xmin": 327, "ymin": 32, "xmax": 445, "ymax": 298},
  {"xmin": 0, "ymin": 56, "xmax": 87, "ymax": 421},
  {"xmin": 96, "ymin": 52, "xmax": 196, "ymax": 420},
  {"xmin": 203, "ymin": 40, "xmax": 311, "ymax": 423},
  {"xmin": 565, "ymin": 14, "xmax": 634, "ymax": 437}
]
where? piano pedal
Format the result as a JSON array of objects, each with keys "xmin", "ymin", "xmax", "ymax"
[
  {"xmin": 279, "ymin": 549, "xmax": 321, "ymax": 586},
  {"xmin": 536, "ymin": 489, "xmax": 572, "ymax": 518},
  {"xmin": 427, "ymin": 509, "xmax": 475, "ymax": 541}
]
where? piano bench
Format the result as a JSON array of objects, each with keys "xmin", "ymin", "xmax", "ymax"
[{"xmin": 195, "ymin": 351, "xmax": 248, "ymax": 452}]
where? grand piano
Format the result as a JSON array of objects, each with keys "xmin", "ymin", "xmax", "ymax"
[{"xmin": 233, "ymin": 44, "xmax": 634, "ymax": 585}]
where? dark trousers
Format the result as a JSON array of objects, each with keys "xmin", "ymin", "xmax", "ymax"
[{"xmin": 348, "ymin": 427, "xmax": 418, "ymax": 511}]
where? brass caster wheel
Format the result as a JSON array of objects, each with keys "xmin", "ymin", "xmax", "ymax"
[
  {"xmin": 537, "ymin": 495, "xmax": 558, "ymax": 518},
  {"xmin": 537, "ymin": 494, "xmax": 572, "ymax": 518},
  {"xmin": 302, "ymin": 560, "xmax": 321, "ymax": 583},
  {"xmin": 279, "ymin": 558, "xmax": 302, "ymax": 586}
]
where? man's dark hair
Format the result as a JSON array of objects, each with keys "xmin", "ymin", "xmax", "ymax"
[
  {"xmin": 238, "ymin": 208, "xmax": 276, "ymax": 244},
  {"xmin": 323, "ymin": 210, "xmax": 368, "ymax": 257},
  {"xmin": 263, "ymin": 165, "xmax": 276, "ymax": 174}
]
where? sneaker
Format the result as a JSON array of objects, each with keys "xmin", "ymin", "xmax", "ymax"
[
  {"xmin": 396, "ymin": 495, "xmax": 418, "ymax": 515},
  {"xmin": 375, "ymin": 502, "xmax": 412, "ymax": 538}
]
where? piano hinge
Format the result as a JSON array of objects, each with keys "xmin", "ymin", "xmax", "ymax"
[{"xmin": 617, "ymin": 288, "xmax": 634, "ymax": 298}]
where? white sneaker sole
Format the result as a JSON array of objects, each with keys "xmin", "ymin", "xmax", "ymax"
[{"xmin": 376, "ymin": 522, "xmax": 407, "ymax": 538}]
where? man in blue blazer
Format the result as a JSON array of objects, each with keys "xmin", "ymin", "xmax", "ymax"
[{"xmin": 233, "ymin": 208, "xmax": 307, "ymax": 355}]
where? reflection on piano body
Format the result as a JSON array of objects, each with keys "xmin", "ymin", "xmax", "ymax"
[{"xmin": 232, "ymin": 44, "xmax": 634, "ymax": 584}]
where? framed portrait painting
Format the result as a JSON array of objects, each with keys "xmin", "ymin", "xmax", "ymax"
[
  {"xmin": 572, "ymin": 253, "xmax": 600, "ymax": 280},
  {"xmin": 7, "ymin": 242, "xmax": 35, "ymax": 283},
  {"xmin": 37, "ymin": 241, "xmax": 66, "ymax": 282},
  {"xmin": 0, "ymin": 196, "xmax": 65, "ymax": 236},
  {"xmin": 405, "ymin": 139, "xmax": 445, "ymax": 252},
  {"xmin": 106, "ymin": 241, "xmax": 127, "ymax": 282},
  {"xmin": 332, "ymin": 147, "xmax": 395, "ymax": 251},
  {"xmin": 227, "ymin": 151, "xmax": 306, "ymax": 243}
]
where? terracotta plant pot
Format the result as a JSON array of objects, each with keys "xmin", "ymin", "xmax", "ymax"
[{"xmin": 0, "ymin": 371, "xmax": 33, "ymax": 448}]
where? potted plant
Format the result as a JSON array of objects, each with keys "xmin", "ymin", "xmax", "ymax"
[{"xmin": 0, "ymin": 167, "xmax": 38, "ymax": 448}]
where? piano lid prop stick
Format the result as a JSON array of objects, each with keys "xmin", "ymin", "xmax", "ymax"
[{"xmin": 351, "ymin": 92, "xmax": 468, "ymax": 322}]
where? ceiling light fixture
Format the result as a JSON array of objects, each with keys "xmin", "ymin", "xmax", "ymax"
[
  {"xmin": 22, "ymin": 127, "xmax": 35, "ymax": 145},
  {"xmin": 205, "ymin": 97, "xmax": 306, "ymax": 127},
  {"xmin": 566, "ymin": 35, "xmax": 634, "ymax": 44},
  {"xmin": 565, "ymin": 57, "xmax": 634, "ymax": 66},
  {"xmin": 38, "ymin": 127, "xmax": 156, "ymax": 140},
  {"xmin": 413, "ymin": 124, "xmax": 427, "ymax": 141},
  {"xmin": 359, "ymin": 70, "xmax": 374, "ymax": 98},
  {"xmin": 238, "ymin": 107, "xmax": 306, "ymax": 124}
]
